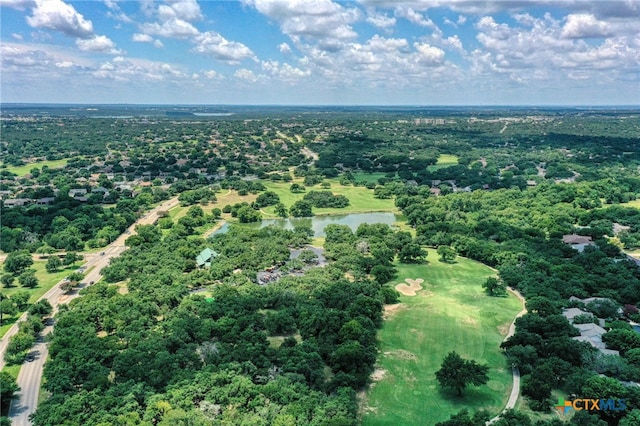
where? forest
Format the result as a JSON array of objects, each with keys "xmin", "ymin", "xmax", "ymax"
[{"xmin": 1, "ymin": 106, "xmax": 640, "ymax": 425}]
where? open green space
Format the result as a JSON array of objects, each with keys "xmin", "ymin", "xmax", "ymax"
[
  {"xmin": 1, "ymin": 159, "xmax": 69, "ymax": 176},
  {"xmin": 351, "ymin": 172, "xmax": 389, "ymax": 184},
  {"xmin": 427, "ymin": 154, "xmax": 459, "ymax": 172},
  {"xmin": 619, "ymin": 199, "xmax": 640, "ymax": 209},
  {"xmin": 262, "ymin": 178, "xmax": 397, "ymax": 216},
  {"xmin": 362, "ymin": 249, "xmax": 521, "ymax": 426},
  {"xmin": 0, "ymin": 260, "xmax": 78, "ymax": 338}
]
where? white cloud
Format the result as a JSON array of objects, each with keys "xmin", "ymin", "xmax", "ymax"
[
  {"xmin": 471, "ymin": 12, "xmax": 639, "ymax": 86},
  {"xmin": 414, "ymin": 42, "xmax": 445, "ymax": 64},
  {"xmin": 103, "ymin": 0, "xmax": 133, "ymax": 24},
  {"xmin": 11, "ymin": 33, "xmax": 24, "ymax": 40},
  {"xmin": 76, "ymin": 35, "xmax": 119, "ymax": 53},
  {"xmin": 396, "ymin": 7, "xmax": 435, "ymax": 28},
  {"xmin": 132, "ymin": 33, "xmax": 153, "ymax": 43},
  {"xmin": 158, "ymin": 0, "xmax": 202, "ymax": 22},
  {"xmin": 140, "ymin": 18, "xmax": 199, "ymax": 38},
  {"xmin": 55, "ymin": 60, "xmax": 74, "ymax": 68},
  {"xmin": 279, "ymin": 42, "xmax": 292, "ymax": 54},
  {"xmin": 154, "ymin": 39, "xmax": 164, "ymax": 48},
  {"xmin": 26, "ymin": 0, "xmax": 93, "ymax": 38},
  {"xmin": 203, "ymin": 70, "xmax": 219, "ymax": 79},
  {"xmin": 261, "ymin": 60, "xmax": 310, "ymax": 82},
  {"xmin": 366, "ymin": 10, "xmax": 396, "ymax": 29},
  {"xmin": 561, "ymin": 13, "xmax": 611, "ymax": 39},
  {"xmin": 193, "ymin": 31, "xmax": 256, "ymax": 64},
  {"xmin": 0, "ymin": 44, "xmax": 50, "ymax": 68},
  {"xmin": 246, "ymin": 0, "xmax": 360, "ymax": 50},
  {"xmin": 234, "ymin": 68, "xmax": 258, "ymax": 83}
]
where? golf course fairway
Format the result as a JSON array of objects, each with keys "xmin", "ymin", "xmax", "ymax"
[{"xmin": 362, "ymin": 249, "xmax": 522, "ymax": 425}]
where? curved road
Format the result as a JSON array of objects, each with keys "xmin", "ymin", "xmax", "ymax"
[
  {"xmin": 4, "ymin": 198, "xmax": 179, "ymax": 426},
  {"xmin": 486, "ymin": 286, "xmax": 527, "ymax": 425}
]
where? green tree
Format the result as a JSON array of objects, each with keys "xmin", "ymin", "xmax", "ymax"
[
  {"xmin": 435, "ymin": 351, "xmax": 489, "ymax": 396},
  {"xmin": 3, "ymin": 251, "xmax": 33, "ymax": 275},
  {"xmin": 398, "ymin": 242, "xmax": 426, "ymax": 263},
  {"xmin": 0, "ymin": 274, "xmax": 15, "ymax": 288},
  {"xmin": 18, "ymin": 271, "xmax": 38, "ymax": 288},
  {"xmin": 289, "ymin": 183, "xmax": 305, "ymax": 193},
  {"xmin": 437, "ymin": 245, "xmax": 457, "ymax": 263},
  {"xmin": 0, "ymin": 372, "xmax": 20, "ymax": 414},
  {"xmin": 11, "ymin": 291, "xmax": 30, "ymax": 310},
  {"xmin": 45, "ymin": 256, "xmax": 63, "ymax": 273},
  {"xmin": 0, "ymin": 299, "xmax": 17, "ymax": 324},
  {"xmin": 289, "ymin": 200, "xmax": 313, "ymax": 217},
  {"xmin": 274, "ymin": 203, "xmax": 288, "ymax": 218},
  {"xmin": 483, "ymin": 277, "xmax": 507, "ymax": 297},
  {"xmin": 28, "ymin": 300, "xmax": 52, "ymax": 317},
  {"xmin": 62, "ymin": 252, "xmax": 82, "ymax": 266}
]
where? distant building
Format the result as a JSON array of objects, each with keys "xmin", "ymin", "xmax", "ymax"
[
  {"xmin": 562, "ymin": 234, "xmax": 594, "ymax": 252},
  {"xmin": 196, "ymin": 248, "xmax": 219, "ymax": 268},
  {"xmin": 37, "ymin": 197, "xmax": 56, "ymax": 205},
  {"xmin": 69, "ymin": 188, "xmax": 88, "ymax": 198},
  {"xmin": 2, "ymin": 198, "xmax": 31, "ymax": 208},
  {"xmin": 572, "ymin": 323, "xmax": 619, "ymax": 356},
  {"xmin": 563, "ymin": 307, "xmax": 591, "ymax": 323}
]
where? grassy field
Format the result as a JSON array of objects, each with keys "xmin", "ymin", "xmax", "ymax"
[
  {"xmin": 262, "ymin": 178, "xmax": 397, "ymax": 216},
  {"xmin": 351, "ymin": 172, "xmax": 389, "ymax": 184},
  {"xmin": 362, "ymin": 249, "xmax": 522, "ymax": 425},
  {"xmin": 0, "ymin": 260, "xmax": 79, "ymax": 338},
  {"xmin": 619, "ymin": 199, "xmax": 640, "ymax": 209},
  {"xmin": 427, "ymin": 154, "xmax": 459, "ymax": 172},
  {"xmin": 1, "ymin": 159, "xmax": 68, "ymax": 176}
]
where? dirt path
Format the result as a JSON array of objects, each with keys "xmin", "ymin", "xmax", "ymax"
[
  {"xmin": 486, "ymin": 286, "xmax": 527, "ymax": 425},
  {"xmin": 300, "ymin": 146, "xmax": 319, "ymax": 163}
]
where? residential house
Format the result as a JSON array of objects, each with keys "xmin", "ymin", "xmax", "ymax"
[
  {"xmin": 562, "ymin": 234, "xmax": 594, "ymax": 252},
  {"xmin": 2, "ymin": 198, "xmax": 32, "ymax": 208},
  {"xmin": 69, "ymin": 188, "xmax": 88, "ymax": 198},
  {"xmin": 196, "ymin": 248, "xmax": 219, "ymax": 268},
  {"xmin": 572, "ymin": 323, "xmax": 619, "ymax": 356}
]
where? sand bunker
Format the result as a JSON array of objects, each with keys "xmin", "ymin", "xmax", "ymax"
[
  {"xmin": 395, "ymin": 278, "xmax": 424, "ymax": 296},
  {"xmin": 371, "ymin": 368, "xmax": 387, "ymax": 381}
]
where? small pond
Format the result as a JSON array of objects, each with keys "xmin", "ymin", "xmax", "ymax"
[{"xmin": 210, "ymin": 212, "xmax": 398, "ymax": 238}]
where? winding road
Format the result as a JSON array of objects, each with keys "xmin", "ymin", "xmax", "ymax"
[
  {"xmin": 486, "ymin": 286, "xmax": 527, "ymax": 425},
  {"xmin": 4, "ymin": 198, "xmax": 179, "ymax": 426}
]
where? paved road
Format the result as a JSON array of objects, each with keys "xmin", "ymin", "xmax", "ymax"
[
  {"xmin": 4, "ymin": 198, "xmax": 179, "ymax": 426},
  {"xmin": 486, "ymin": 287, "xmax": 527, "ymax": 425}
]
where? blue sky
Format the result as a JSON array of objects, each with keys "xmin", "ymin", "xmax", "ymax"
[{"xmin": 1, "ymin": 0, "xmax": 638, "ymax": 105}]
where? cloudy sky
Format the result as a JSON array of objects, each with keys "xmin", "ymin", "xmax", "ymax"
[{"xmin": 1, "ymin": 0, "xmax": 638, "ymax": 105}]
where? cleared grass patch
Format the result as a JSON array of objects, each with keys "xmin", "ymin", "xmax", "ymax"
[
  {"xmin": 362, "ymin": 249, "xmax": 521, "ymax": 425},
  {"xmin": 1, "ymin": 159, "xmax": 68, "ymax": 176},
  {"xmin": 427, "ymin": 154, "xmax": 459, "ymax": 172},
  {"xmin": 351, "ymin": 172, "xmax": 389, "ymax": 184},
  {"xmin": 262, "ymin": 178, "xmax": 397, "ymax": 215}
]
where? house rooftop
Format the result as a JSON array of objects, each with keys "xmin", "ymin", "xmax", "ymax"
[
  {"xmin": 563, "ymin": 234, "xmax": 593, "ymax": 245},
  {"xmin": 196, "ymin": 247, "xmax": 219, "ymax": 268}
]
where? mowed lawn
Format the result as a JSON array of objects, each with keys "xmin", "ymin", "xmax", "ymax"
[
  {"xmin": 427, "ymin": 154, "xmax": 459, "ymax": 172},
  {"xmin": 362, "ymin": 249, "xmax": 522, "ymax": 426},
  {"xmin": 262, "ymin": 178, "xmax": 396, "ymax": 216},
  {"xmin": 1, "ymin": 158, "xmax": 68, "ymax": 176}
]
